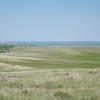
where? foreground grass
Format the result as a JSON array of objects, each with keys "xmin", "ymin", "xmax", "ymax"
[{"xmin": 0, "ymin": 69, "xmax": 100, "ymax": 100}]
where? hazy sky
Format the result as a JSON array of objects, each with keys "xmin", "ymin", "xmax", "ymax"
[{"xmin": 0, "ymin": 0, "xmax": 100, "ymax": 41}]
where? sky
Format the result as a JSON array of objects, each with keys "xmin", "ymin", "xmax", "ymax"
[{"xmin": 0, "ymin": 0, "xmax": 100, "ymax": 41}]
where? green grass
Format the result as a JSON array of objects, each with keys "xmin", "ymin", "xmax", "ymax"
[
  {"xmin": 0, "ymin": 46, "xmax": 100, "ymax": 68},
  {"xmin": 0, "ymin": 46, "xmax": 100, "ymax": 100},
  {"xmin": 0, "ymin": 59, "xmax": 100, "ymax": 68}
]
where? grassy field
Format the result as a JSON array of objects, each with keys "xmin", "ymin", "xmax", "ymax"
[{"xmin": 0, "ymin": 46, "xmax": 100, "ymax": 100}]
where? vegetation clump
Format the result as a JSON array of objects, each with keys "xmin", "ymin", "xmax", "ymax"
[
  {"xmin": 54, "ymin": 90, "xmax": 72, "ymax": 99},
  {"xmin": 0, "ymin": 45, "xmax": 13, "ymax": 53}
]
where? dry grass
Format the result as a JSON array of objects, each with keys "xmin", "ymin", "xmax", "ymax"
[{"xmin": 0, "ymin": 69, "xmax": 100, "ymax": 100}]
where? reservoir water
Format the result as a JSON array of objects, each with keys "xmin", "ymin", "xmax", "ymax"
[{"xmin": 0, "ymin": 41, "xmax": 100, "ymax": 46}]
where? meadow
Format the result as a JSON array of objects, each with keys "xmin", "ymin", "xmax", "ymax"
[{"xmin": 0, "ymin": 46, "xmax": 100, "ymax": 100}]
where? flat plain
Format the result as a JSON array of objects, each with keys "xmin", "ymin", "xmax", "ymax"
[{"xmin": 0, "ymin": 46, "xmax": 100, "ymax": 100}]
